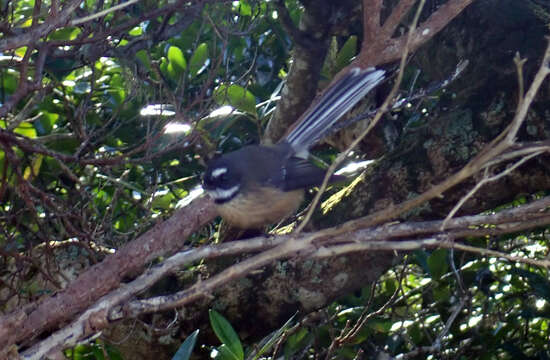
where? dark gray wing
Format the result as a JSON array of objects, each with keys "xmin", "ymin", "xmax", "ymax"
[{"xmin": 282, "ymin": 158, "xmax": 345, "ymax": 191}]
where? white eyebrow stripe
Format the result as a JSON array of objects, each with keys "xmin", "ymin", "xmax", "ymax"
[
  {"xmin": 211, "ymin": 167, "xmax": 228, "ymax": 178},
  {"xmin": 208, "ymin": 185, "xmax": 240, "ymax": 200}
]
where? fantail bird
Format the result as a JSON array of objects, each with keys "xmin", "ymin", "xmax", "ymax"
[{"xmin": 203, "ymin": 67, "xmax": 385, "ymax": 228}]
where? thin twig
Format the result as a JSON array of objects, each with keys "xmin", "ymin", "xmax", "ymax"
[
  {"xmin": 313, "ymin": 236, "xmax": 550, "ymax": 269},
  {"xmin": 70, "ymin": 0, "xmax": 140, "ymax": 26},
  {"xmin": 441, "ymin": 150, "xmax": 545, "ymax": 229},
  {"xmin": 513, "ymin": 52, "xmax": 527, "ymax": 112}
]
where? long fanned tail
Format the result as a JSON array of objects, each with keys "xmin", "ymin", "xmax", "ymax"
[{"xmin": 284, "ymin": 67, "xmax": 385, "ymax": 158}]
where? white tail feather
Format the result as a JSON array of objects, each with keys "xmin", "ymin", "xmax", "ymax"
[{"xmin": 285, "ymin": 67, "xmax": 385, "ymax": 158}]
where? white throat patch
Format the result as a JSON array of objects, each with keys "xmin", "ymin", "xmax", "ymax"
[{"xmin": 208, "ymin": 184, "xmax": 240, "ymax": 201}]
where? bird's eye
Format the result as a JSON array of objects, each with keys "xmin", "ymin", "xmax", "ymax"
[{"xmin": 219, "ymin": 172, "xmax": 232, "ymax": 183}]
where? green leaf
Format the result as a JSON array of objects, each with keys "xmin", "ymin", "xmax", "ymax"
[
  {"xmin": 167, "ymin": 63, "xmax": 178, "ymax": 79},
  {"xmin": 0, "ymin": 69, "xmax": 17, "ymax": 94},
  {"xmin": 14, "ymin": 122, "xmax": 37, "ymax": 138},
  {"xmin": 368, "ymin": 319, "xmax": 393, "ymax": 333},
  {"xmin": 252, "ymin": 313, "xmax": 296, "ymax": 360},
  {"xmin": 104, "ymin": 344, "xmax": 123, "ymax": 360},
  {"xmin": 48, "ymin": 27, "xmax": 81, "ymax": 41},
  {"xmin": 0, "ymin": 151, "xmax": 5, "ymax": 177},
  {"xmin": 427, "ymin": 249, "xmax": 448, "ymax": 280},
  {"xmin": 236, "ymin": 0, "xmax": 252, "ymax": 16},
  {"xmin": 72, "ymin": 344, "xmax": 91, "ymax": 360},
  {"xmin": 511, "ymin": 268, "xmax": 550, "ymax": 301},
  {"xmin": 213, "ymin": 84, "xmax": 257, "ymax": 116},
  {"xmin": 35, "ymin": 112, "xmax": 58, "ymax": 135},
  {"xmin": 335, "ymin": 35, "xmax": 357, "ymax": 72},
  {"xmin": 14, "ymin": 46, "xmax": 27, "ymax": 58},
  {"xmin": 209, "ymin": 310, "xmax": 244, "ymax": 360},
  {"xmin": 408, "ymin": 323, "xmax": 424, "ymax": 344},
  {"xmin": 91, "ymin": 344, "xmax": 106, "ymax": 360},
  {"xmin": 23, "ymin": 155, "xmax": 43, "ymax": 180},
  {"xmin": 129, "ymin": 26, "xmax": 143, "ymax": 36},
  {"xmin": 44, "ymin": 58, "xmax": 77, "ymax": 80},
  {"xmin": 167, "ymin": 45, "xmax": 187, "ymax": 74},
  {"xmin": 414, "ymin": 249, "xmax": 429, "ymax": 273},
  {"xmin": 172, "ymin": 329, "xmax": 199, "ymax": 360},
  {"xmin": 432, "ymin": 283, "xmax": 451, "ymax": 302},
  {"xmin": 73, "ymin": 81, "xmax": 91, "ymax": 94},
  {"xmin": 135, "ymin": 49, "xmax": 151, "ymax": 71},
  {"xmin": 159, "ymin": 57, "xmax": 169, "ymax": 78},
  {"xmin": 189, "ymin": 43, "xmax": 209, "ymax": 76},
  {"xmin": 384, "ymin": 278, "xmax": 397, "ymax": 296},
  {"xmin": 215, "ymin": 344, "xmax": 240, "ymax": 360},
  {"xmin": 284, "ymin": 328, "xmax": 310, "ymax": 358},
  {"xmin": 286, "ymin": 328, "xmax": 308, "ymax": 349}
]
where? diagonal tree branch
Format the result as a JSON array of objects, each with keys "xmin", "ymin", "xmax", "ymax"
[{"xmin": 0, "ymin": 196, "xmax": 217, "ymax": 357}]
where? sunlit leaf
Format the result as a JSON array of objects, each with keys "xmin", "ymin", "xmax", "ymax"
[
  {"xmin": 151, "ymin": 192, "xmax": 175, "ymax": 210},
  {"xmin": 14, "ymin": 122, "xmax": 37, "ymax": 138},
  {"xmin": 213, "ymin": 84, "xmax": 257, "ymax": 116},
  {"xmin": 167, "ymin": 45, "xmax": 187, "ymax": 74},
  {"xmin": 129, "ymin": 26, "xmax": 143, "ymax": 36},
  {"xmin": 14, "ymin": 46, "xmax": 27, "ymax": 58},
  {"xmin": 167, "ymin": 63, "xmax": 178, "ymax": 79},
  {"xmin": 21, "ymin": 17, "xmax": 32, "ymax": 27},
  {"xmin": 236, "ymin": 0, "xmax": 252, "ymax": 16}
]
